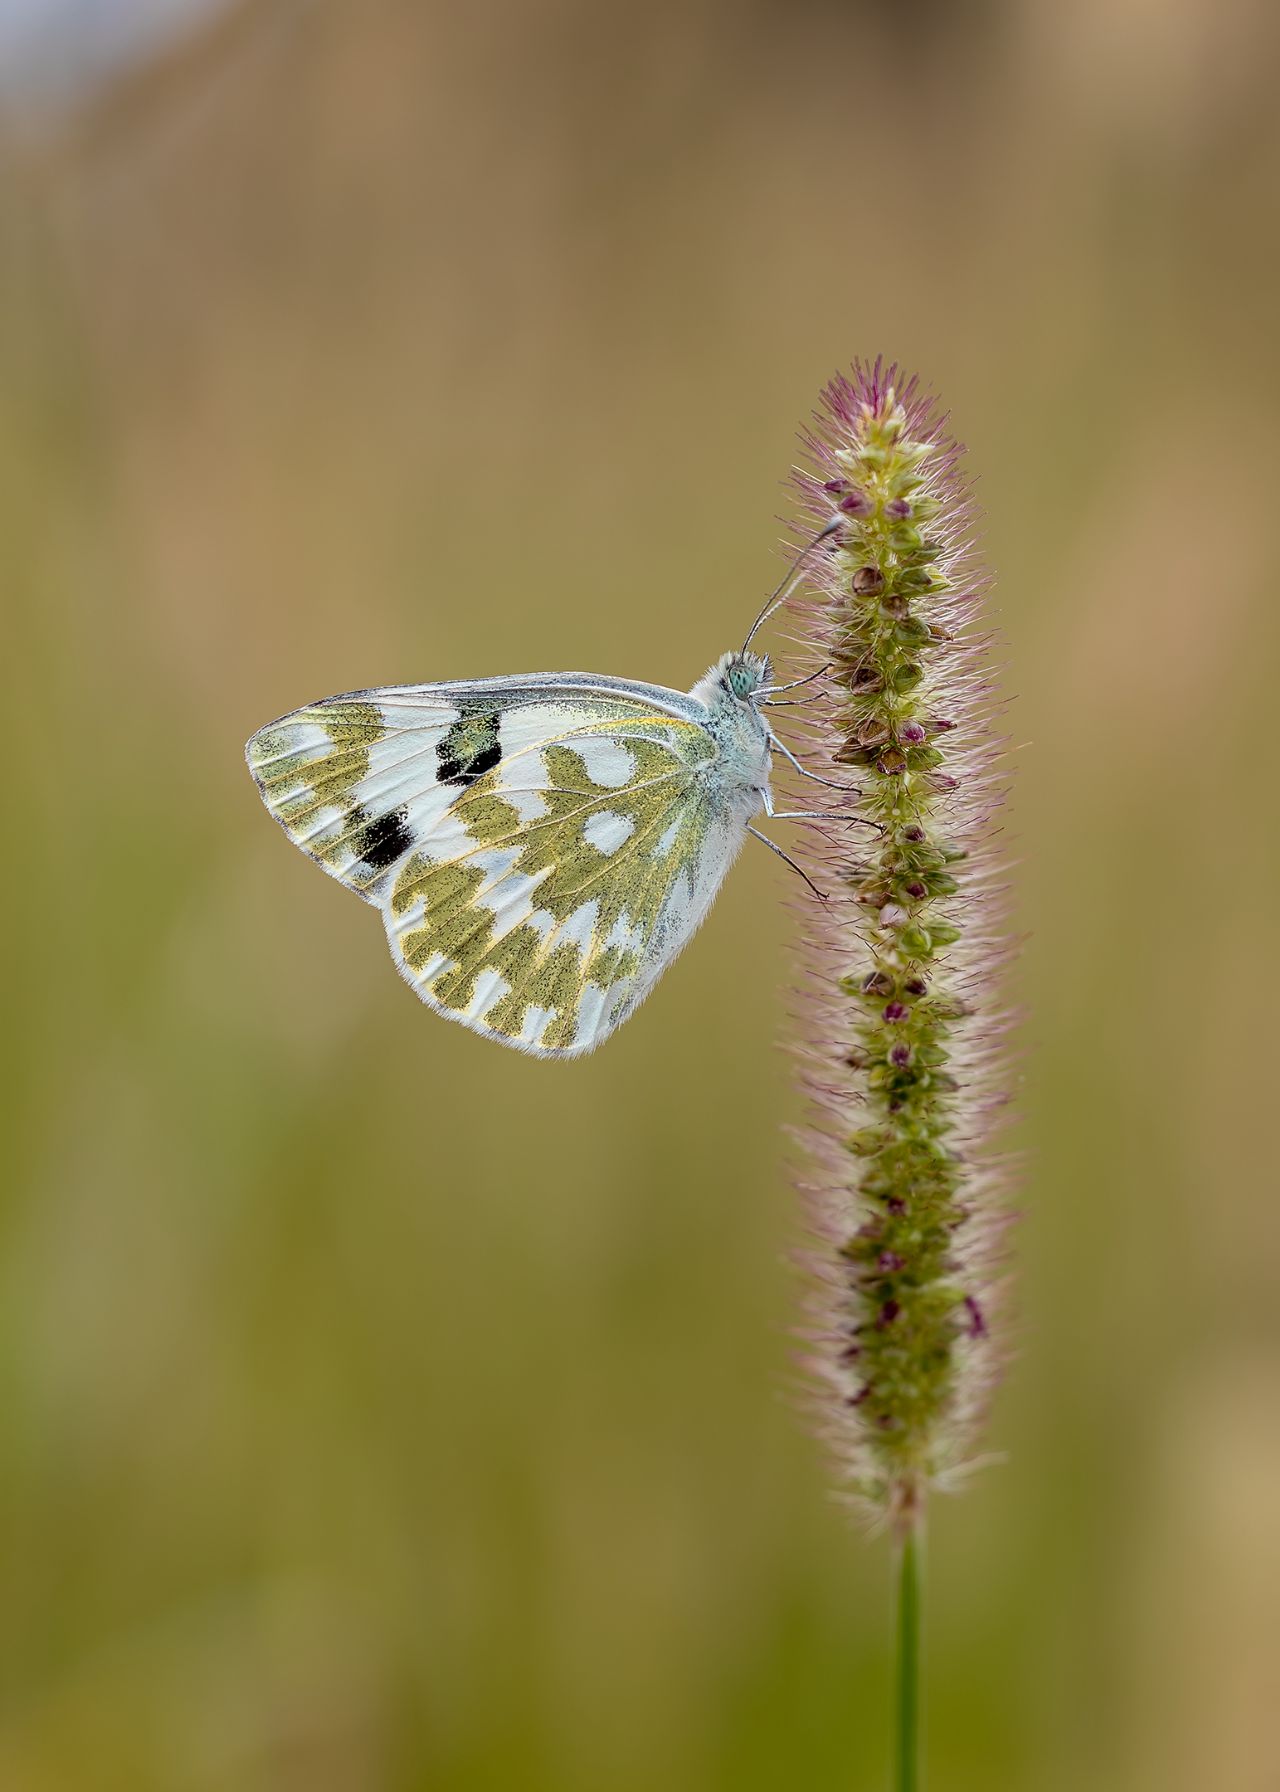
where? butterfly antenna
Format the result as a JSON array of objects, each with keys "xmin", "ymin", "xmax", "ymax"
[{"xmin": 742, "ymin": 521, "xmax": 841, "ymax": 654}]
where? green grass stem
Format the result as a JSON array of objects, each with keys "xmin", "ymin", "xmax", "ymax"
[{"xmin": 894, "ymin": 1527, "xmax": 921, "ymax": 1792}]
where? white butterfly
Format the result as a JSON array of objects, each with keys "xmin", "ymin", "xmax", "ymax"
[{"xmin": 245, "ymin": 542, "xmax": 843, "ymax": 1057}]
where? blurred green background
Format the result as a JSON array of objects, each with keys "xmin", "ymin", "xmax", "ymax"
[{"xmin": 2, "ymin": 1, "xmax": 1278, "ymax": 1787}]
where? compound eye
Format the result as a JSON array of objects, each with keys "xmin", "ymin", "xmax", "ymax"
[{"xmin": 728, "ymin": 662, "xmax": 758, "ymax": 699}]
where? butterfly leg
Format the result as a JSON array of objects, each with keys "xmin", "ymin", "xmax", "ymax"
[
  {"xmin": 760, "ymin": 785, "xmax": 876, "ymax": 831},
  {"xmin": 746, "ymin": 824, "xmax": 828, "ymax": 900},
  {"xmin": 767, "ymin": 801, "xmax": 881, "ymax": 833},
  {"xmin": 761, "ymin": 662, "xmax": 832, "ymax": 697},
  {"xmin": 769, "ymin": 807, "xmax": 870, "ymax": 820},
  {"xmin": 766, "ymin": 729, "xmax": 861, "ymax": 794}
]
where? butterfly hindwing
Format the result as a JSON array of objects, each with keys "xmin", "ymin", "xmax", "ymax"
[{"xmin": 247, "ymin": 677, "xmax": 750, "ymax": 1056}]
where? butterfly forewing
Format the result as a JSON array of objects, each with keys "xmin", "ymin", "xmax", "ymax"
[
  {"xmin": 247, "ymin": 694, "xmax": 458, "ymax": 902},
  {"xmin": 247, "ymin": 679, "xmax": 748, "ymax": 1056}
]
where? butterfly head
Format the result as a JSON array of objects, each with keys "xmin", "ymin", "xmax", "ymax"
[{"xmin": 717, "ymin": 649, "xmax": 772, "ymax": 706}]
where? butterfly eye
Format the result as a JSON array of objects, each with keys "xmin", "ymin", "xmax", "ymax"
[{"xmin": 728, "ymin": 661, "xmax": 759, "ymax": 699}]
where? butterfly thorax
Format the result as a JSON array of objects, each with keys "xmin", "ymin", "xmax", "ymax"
[{"xmin": 687, "ymin": 650, "xmax": 773, "ymax": 820}]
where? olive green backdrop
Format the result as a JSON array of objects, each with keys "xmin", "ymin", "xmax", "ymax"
[{"xmin": 3, "ymin": 1, "xmax": 1278, "ymax": 1786}]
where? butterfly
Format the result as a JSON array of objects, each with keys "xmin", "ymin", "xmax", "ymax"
[{"xmin": 245, "ymin": 533, "xmax": 845, "ymax": 1058}]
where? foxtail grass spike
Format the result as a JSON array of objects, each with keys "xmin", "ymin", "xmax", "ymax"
[{"xmin": 784, "ymin": 360, "xmax": 1018, "ymax": 1534}]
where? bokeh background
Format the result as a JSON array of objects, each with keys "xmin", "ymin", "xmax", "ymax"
[{"xmin": 3, "ymin": 1, "xmax": 1278, "ymax": 1787}]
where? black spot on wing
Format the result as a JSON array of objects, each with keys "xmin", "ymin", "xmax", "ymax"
[
  {"xmin": 354, "ymin": 805, "xmax": 414, "ymax": 870},
  {"xmin": 437, "ymin": 712, "xmax": 502, "ymax": 786},
  {"xmin": 467, "ymin": 739, "xmax": 502, "ymax": 779}
]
